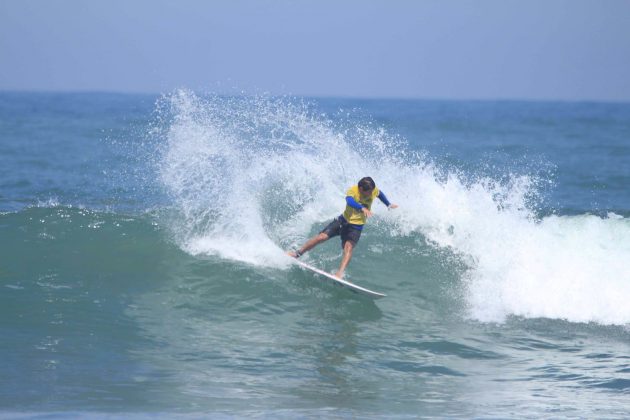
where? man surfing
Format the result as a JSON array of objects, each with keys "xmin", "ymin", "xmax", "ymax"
[{"xmin": 287, "ymin": 177, "xmax": 398, "ymax": 278}]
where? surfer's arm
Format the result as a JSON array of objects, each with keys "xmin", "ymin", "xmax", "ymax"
[
  {"xmin": 377, "ymin": 191, "xmax": 391, "ymax": 207},
  {"xmin": 347, "ymin": 195, "xmax": 377, "ymax": 220},
  {"xmin": 346, "ymin": 196, "xmax": 364, "ymax": 210},
  {"xmin": 346, "ymin": 196, "xmax": 372, "ymax": 217},
  {"xmin": 378, "ymin": 191, "xmax": 398, "ymax": 209}
]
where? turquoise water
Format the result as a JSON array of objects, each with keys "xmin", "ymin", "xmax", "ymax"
[{"xmin": 1, "ymin": 91, "xmax": 629, "ymax": 417}]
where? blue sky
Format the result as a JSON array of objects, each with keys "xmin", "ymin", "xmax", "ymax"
[{"xmin": 1, "ymin": 0, "xmax": 629, "ymax": 101}]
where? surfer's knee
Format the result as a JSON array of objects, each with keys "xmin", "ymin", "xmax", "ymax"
[{"xmin": 316, "ymin": 232, "xmax": 329, "ymax": 242}]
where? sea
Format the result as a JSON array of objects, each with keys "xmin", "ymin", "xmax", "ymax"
[{"xmin": 1, "ymin": 90, "xmax": 629, "ymax": 418}]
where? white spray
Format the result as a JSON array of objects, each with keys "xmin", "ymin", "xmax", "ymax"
[{"xmin": 156, "ymin": 90, "xmax": 630, "ymax": 326}]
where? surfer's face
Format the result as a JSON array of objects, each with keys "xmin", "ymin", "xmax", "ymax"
[{"xmin": 359, "ymin": 187, "xmax": 374, "ymax": 198}]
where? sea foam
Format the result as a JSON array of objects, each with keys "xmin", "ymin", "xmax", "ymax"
[
  {"xmin": 155, "ymin": 90, "xmax": 630, "ymax": 326},
  {"xmin": 394, "ymin": 167, "xmax": 630, "ymax": 325},
  {"xmin": 156, "ymin": 90, "xmax": 376, "ymax": 266}
]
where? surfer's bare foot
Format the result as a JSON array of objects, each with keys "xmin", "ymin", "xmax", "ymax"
[
  {"xmin": 334, "ymin": 271, "xmax": 344, "ymax": 279},
  {"xmin": 287, "ymin": 250, "xmax": 302, "ymax": 258}
]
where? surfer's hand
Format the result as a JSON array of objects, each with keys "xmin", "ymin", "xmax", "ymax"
[
  {"xmin": 388, "ymin": 204, "xmax": 399, "ymax": 210},
  {"xmin": 362, "ymin": 207, "xmax": 373, "ymax": 218}
]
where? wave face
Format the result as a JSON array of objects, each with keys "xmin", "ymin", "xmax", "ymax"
[{"xmin": 154, "ymin": 90, "xmax": 630, "ymax": 326}]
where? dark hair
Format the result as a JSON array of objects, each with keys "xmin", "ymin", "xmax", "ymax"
[{"xmin": 358, "ymin": 176, "xmax": 376, "ymax": 191}]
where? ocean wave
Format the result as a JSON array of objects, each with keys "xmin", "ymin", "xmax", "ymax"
[{"xmin": 152, "ymin": 90, "xmax": 630, "ymax": 326}]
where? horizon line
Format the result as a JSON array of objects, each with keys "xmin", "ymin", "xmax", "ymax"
[{"xmin": 1, "ymin": 87, "xmax": 629, "ymax": 106}]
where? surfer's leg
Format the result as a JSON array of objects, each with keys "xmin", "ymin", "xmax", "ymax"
[
  {"xmin": 288, "ymin": 232, "xmax": 329, "ymax": 258},
  {"xmin": 288, "ymin": 216, "xmax": 344, "ymax": 258},
  {"xmin": 335, "ymin": 224, "xmax": 361, "ymax": 277},
  {"xmin": 335, "ymin": 240, "xmax": 354, "ymax": 278}
]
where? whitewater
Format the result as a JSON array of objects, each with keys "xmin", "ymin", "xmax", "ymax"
[{"xmin": 157, "ymin": 90, "xmax": 630, "ymax": 326}]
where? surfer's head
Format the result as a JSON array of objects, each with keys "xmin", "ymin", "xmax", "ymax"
[{"xmin": 358, "ymin": 176, "xmax": 376, "ymax": 196}]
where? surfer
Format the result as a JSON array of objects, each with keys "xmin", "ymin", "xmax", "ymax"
[{"xmin": 288, "ymin": 176, "xmax": 398, "ymax": 278}]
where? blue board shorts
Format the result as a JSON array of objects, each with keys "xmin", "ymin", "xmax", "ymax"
[{"xmin": 320, "ymin": 215, "xmax": 362, "ymax": 248}]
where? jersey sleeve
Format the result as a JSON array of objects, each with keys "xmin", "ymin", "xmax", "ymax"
[
  {"xmin": 377, "ymin": 190, "xmax": 391, "ymax": 207},
  {"xmin": 346, "ymin": 195, "xmax": 364, "ymax": 210}
]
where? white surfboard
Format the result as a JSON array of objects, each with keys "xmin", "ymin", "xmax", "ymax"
[{"xmin": 291, "ymin": 258, "xmax": 386, "ymax": 299}]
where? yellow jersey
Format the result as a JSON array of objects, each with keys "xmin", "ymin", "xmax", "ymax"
[{"xmin": 342, "ymin": 185, "xmax": 380, "ymax": 225}]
